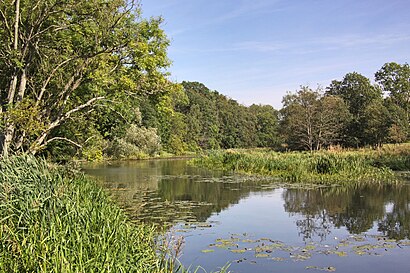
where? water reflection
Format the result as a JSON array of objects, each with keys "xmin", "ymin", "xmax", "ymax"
[
  {"xmin": 283, "ymin": 185, "xmax": 410, "ymax": 240},
  {"xmin": 83, "ymin": 159, "xmax": 410, "ymax": 240}
]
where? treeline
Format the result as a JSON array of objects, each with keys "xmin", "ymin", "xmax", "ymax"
[
  {"xmin": 139, "ymin": 81, "xmax": 280, "ymax": 153},
  {"xmin": 49, "ymin": 81, "xmax": 281, "ymax": 160},
  {"xmin": 99, "ymin": 61, "xmax": 410, "ymax": 158},
  {"xmin": 281, "ymin": 63, "xmax": 410, "ymax": 150},
  {"xmin": 1, "ymin": 1, "xmax": 409, "ymax": 160}
]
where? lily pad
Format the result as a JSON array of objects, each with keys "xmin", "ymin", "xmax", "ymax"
[
  {"xmin": 231, "ymin": 249, "xmax": 247, "ymax": 253},
  {"xmin": 201, "ymin": 249, "xmax": 214, "ymax": 253},
  {"xmin": 255, "ymin": 253, "xmax": 271, "ymax": 258}
]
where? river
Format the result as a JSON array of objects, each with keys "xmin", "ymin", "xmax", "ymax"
[{"xmin": 83, "ymin": 159, "xmax": 410, "ymax": 273}]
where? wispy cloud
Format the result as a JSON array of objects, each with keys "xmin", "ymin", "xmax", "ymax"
[
  {"xmin": 213, "ymin": 0, "xmax": 285, "ymax": 22},
  {"xmin": 232, "ymin": 33, "xmax": 410, "ymax": 54},
  {"xmin": 157, "ymin": 0, "xmax": 288, "ymax": 36},
  {"xmin": 170, "ymin": 32, "xmax": 410, "ymax": 56}
]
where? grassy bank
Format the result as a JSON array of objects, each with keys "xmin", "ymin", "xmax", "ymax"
[
  {"xmin": 0, "ymin": 155, "xmax": 177, "ymax": 273},
  {"xmin": 191, "ymin": 145, "xmax": 410, "ymax": 185}
]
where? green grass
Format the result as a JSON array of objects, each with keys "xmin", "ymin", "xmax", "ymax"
[
  {"xmin": 0, "ymin": 156, "xmax": 226, "ymax": 273},
  {"xmin": 0, "ymin": 155, "xmax": 165, "ymax": 272},
  {"xmin": 0, "ymin": 155, "xmax": 232, "ymax": 273},
  {"xmin": 191, "ymin": 145, "xmax": 410, "ymax": 185}
]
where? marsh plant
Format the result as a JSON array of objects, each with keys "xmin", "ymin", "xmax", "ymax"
[
  {"xmin": 0, "ymin": 155, "xmax": 232, "ymax": 273},
  {"xmin": 192, "ymin": 146, "xmax": 410, "ymax": 185},
  {"xmin": 0, "ymin": 155, "xmax": 167, "ymax": 272}
]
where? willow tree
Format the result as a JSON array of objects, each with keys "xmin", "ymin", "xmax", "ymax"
[{"xmin": 0, "ymin": 0, "xmax": 171, "ymax": 156}]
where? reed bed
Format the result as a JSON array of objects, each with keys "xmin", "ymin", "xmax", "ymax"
[
  {"xmin": 0, "ymin": 155, "xmax": 229, "ymax": 273},
  {"xmin": 192, "ymin": 146, "xmax": 410, "ymax": 185}
]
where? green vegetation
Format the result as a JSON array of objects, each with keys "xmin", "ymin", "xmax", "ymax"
[
  {"xmin": 0, "ymin": 155, "xmax": 232, "ymax": 273},
  {"xmin": 1, "ymin": 1, "xmax": 408, "ymax": 272},
  {"xmin": 0, "ymin": 2, "xmax": 409, "ymax": 160},
  {"xmin": 0, "ymin": 155, "xmax": 194, "ymax": 272},
  {"xmin": 192, "ymin": 145, "xmax": 410, "ymax": 185}
]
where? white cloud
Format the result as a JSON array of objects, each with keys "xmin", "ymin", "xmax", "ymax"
[{"xmin": 231, "ymin": 32, "xmax": 410, "ymax": 54}]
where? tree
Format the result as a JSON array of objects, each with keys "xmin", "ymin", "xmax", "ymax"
[
  {"xmin": 317, "ymin": 95, "xmax": 351, "ymax": 149},
  {"xmin": 375, "ymin": 62, "xmax": 410, "ymax": 124},
  {"xmin": 185, "ymin": 104, "xmax": 203, "ymax": 151},
  {"xmin": 376, "ymin": 62, "xmax": 410, "ymax": 102},
  {"xmin": 361, "ymin": 100, "xmax": 390, "ymax": 147},
  {"xmin": 281, "ymin": 86, "xmax": 350, "ymax": 150},
  {"xmin": 0, "ymin": 0, "xmax": 171, "ymax": 156},
  {"xmin": 280, "ymin": 86, "xmax": 321, "ymax": 150},
  {"xmin": 249, "ymin": 104, "xmax": 280, "ymax": 148},
  {"xmin": 182, "ymin": 81, "xmax": 220, "ymax": 150},
  {"xmin": 326, "ymin": 72, "xmax": 382, "ymax": 116},
  {"xmin": 384, "ymin": 98, "xmax": 409, "ymax": 144},
  {"xmin": 326, "ymin": 72, "xmax": 383, "ymax": 147}
]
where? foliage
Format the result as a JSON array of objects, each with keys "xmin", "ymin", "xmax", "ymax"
[
  {"xmin": 0, "ymin": 155, "xmax": 165, "ymax": 272},
  {"xmin": 0, "ymin": 0, "xmax": 172, "ymax": 156},
  {"xmin": 280, "ymin": 86, "xmax": 350, "ymax": 150},
  {"xmin": 179, "ymin": 82, "xmax": 280, "ymax": 151},
  {"xmin": 0, "ymin": 0, "xmax": 407, "ymax": 160},
  {"xmin": 191, "ymin": 147, "xmax": 409, "ymax": 185},
  {"xmin": 249, "ymin": 104, "xmax": 280, "ymax": 147},
  {"xmin": 375, "ymin": 62, "xmax": 410, "ymax": 122},
  {"xmin": 106, "ymin": 125, "xmax": 161, "ymax": 159},
  {"xmin": 325, "ymin": 72, "xmax": 385, "ymax": 147}
]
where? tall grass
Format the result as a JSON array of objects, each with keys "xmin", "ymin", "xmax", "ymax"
[
  {"xmin": 192, "ymin": 146, "xmax": 410, "ymax": 185},
  {"xmin": 0, "ymin": 155, "xmax": 221, "ymax": 273},
  {"xmin": 0, "ymin": 155, "xmax": 231, "ymax": 273}
]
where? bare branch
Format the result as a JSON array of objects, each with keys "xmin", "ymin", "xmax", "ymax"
[
  {"xmin": 0, "ymin": 9, "xmax": 13, "ymax": 44},
  {"xmin": 43, "ymin": 137, "xmax": 82, "ymax": 148},
  {"xmin": 31, "ymin": 96, "xmax": 105, "ymax": 154},
  {"xmin": 36, "ymin": 58, "xmax": 74, "ymax": 106}
]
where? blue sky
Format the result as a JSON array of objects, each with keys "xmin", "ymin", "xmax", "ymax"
[{"xmin": 141, "ymin": 0, "xmax": 410, "ymax": 109}]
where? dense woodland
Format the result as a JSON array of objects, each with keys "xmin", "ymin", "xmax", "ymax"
[{"xmin": 1, "ymin": 1, "xmax": 409, "ymax": 160}]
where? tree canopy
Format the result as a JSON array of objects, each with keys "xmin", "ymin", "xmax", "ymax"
[
  {"xmin": 0, "ymin": 0, "xmax": 172, "ymax": 156},
  {"xmin": 0, "ymin": 1, "xmax": 408, "ymax": 158}
]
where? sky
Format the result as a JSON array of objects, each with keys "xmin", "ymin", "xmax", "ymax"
[{"xmin": 140, "ymin": 0, "xmax": 410, "ymax": 109}]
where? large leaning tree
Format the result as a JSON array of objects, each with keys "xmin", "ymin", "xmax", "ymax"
[{"xmin": 0, "ymin": 0, "xmax": 171, "ymax": 156}]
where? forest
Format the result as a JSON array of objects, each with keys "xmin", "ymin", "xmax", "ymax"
[
  {"xmin": 1, "ymin": 1, "xmax": 410, "ymax": 272},
  {"xmin": 0, "ymin": 0, "xmax": 409, "ymax": 161}
]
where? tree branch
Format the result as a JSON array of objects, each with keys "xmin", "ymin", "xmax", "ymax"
[
  {"xmin": 30, "ymin": 96, "xmax": 105, "ymax": 154},
  {"xmin": 35, "ymin": 58, "xmax": 74, "ymax": 106},
  {"xmin": 42, "ymin": 137, "xmax": 82, "ymax": 149}
]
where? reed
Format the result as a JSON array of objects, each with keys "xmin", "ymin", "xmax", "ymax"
[
  {"xmin": 0, "ymin": 155, "xmax": 230, "ymax": 273},
  {"xmin": 192, "ymin": 146, "xmax": 410, "ymax": 185}
]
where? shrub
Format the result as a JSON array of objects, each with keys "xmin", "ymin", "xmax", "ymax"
[
  {"xmin": 125, "ymin": 125, "xmax": 161, "ymax": 156},
  {"xmin": 106, "ymin": 125, "xmax": 161, "ymax": 159}
]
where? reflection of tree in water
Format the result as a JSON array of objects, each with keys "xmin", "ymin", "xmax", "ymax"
[
  {"xmin": 85, "ymin": 160, "xmax": 410, "ymax": 238},
  {"xmin": 86, "ymin": 159, "xmax": 273, "ymax": 225},
  {"xmin": 282, "ymin": 184, "xmax": 410, "ymax": 240},
  {"xmin": 378, "ymin": 187, "xmax": 410, "ymax": 239},
  {"xmin": 295, "ymin": 212, "xmax": 332, "ymax": 242},
  {"xmin": 157, "ymin": 174, "xmax": 271, "ymax": 222}
]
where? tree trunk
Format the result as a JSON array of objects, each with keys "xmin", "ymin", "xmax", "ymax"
[{"xmin": 1, "ymin": 0, "xmax": 20, "ymax": 157}]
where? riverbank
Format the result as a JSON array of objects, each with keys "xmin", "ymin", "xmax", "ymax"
[
  {"xmin": 0, "ymin": 155, "xmax": 182, "ymax": 272},
  {"xmin": 191, "ymin": 145, "xmax": 410, "ymax": 185}
]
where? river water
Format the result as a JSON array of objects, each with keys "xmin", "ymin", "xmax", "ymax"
[{"xmin": 83, "ymin": 159, "xmax": 410, "ymax": 273}]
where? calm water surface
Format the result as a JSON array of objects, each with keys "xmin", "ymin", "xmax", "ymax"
[{"xmin": 83, "ymin": 159, "xmax": 410, "ymax": 273}]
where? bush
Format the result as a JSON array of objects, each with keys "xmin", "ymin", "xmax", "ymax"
[
  {"xmin": 124, "ymin": 125, "xmax": 161, "ymax": 156},
  {"xmin": 106, "ymin": 125, "xmax": 161, "ymax": 159}
]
